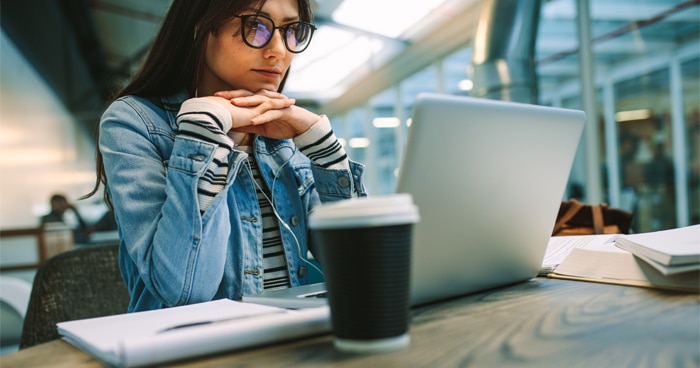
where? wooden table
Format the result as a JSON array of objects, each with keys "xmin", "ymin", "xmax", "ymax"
[{"xmin": 3, "ymin": 277, "xmax": 698, "ymax": 367}]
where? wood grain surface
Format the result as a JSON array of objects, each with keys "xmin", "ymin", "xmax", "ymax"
[{"xmin": 3, "ymin": 278, "xmax": 698, "ymax": 368}]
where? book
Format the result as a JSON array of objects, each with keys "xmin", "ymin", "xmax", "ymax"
[
  {"xmin": 613, "ymin": 225, "xmax": 700, "ymax": 267},
  {"xmin": 542, "ymin": 233, "xmax": 699, "ymax": 292},
  {"xmin": 56, "ymin": 299, "xmax": 331, "ymax": 367},
  {"xmin": 620, "ymin": 250, "xmax": 700, "ymax": 275}
]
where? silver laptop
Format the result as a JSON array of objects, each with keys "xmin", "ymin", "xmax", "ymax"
[{"xmin": 243, "ymin": 92, "xmax": 585, "ymax": 308}]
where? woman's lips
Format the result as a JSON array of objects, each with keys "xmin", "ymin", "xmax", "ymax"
[{"xmin": 253, "ymin": 68, "xmax": 281, "ymax": 78}]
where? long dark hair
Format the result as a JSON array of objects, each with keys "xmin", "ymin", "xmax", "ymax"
[{"xmin": 83, "ymin": 0, "xmax": 314, "ymax": 208}]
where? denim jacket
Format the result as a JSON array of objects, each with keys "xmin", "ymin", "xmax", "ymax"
[{"xmin": 99, "ymin": 91, "xmax": 366, "ymax": 312}]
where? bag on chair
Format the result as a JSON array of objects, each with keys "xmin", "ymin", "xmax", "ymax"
[{"xmin": 552, "ymin": 199, "xmax": 633, "ymax": 236}]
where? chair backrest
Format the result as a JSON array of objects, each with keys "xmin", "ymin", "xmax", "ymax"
[{"xmin": 19, "ymin": 244, "xmax": 130, "ymax": 349}]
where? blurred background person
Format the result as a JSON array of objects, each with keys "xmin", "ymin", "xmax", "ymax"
[{"xmin": 40, "ymin": 193, "xmax": 93, "ymax": 243}]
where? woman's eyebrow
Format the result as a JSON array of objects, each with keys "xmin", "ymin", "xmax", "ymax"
[
  {"xmin": 243, "ymin": 9, "xmax": 300, "ymax": 22},
  {"xmin": 283, "ymin": 16, "xmax": 301, "ymax": 22}
]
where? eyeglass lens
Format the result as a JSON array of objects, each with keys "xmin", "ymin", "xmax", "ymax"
[{"xmin": 241, "ymin": 15, "xmax": 313, "ymax": 53}]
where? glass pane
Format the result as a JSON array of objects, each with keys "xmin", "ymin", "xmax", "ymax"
[
  {"xmin": 401, "ymin": 65, "xmax": 438, "ymax": 107},
  {"xmin": 683, "ymin": 57, "xmax": 700, "ymax": 225},
  {"xmin": 343, "ymin": 107, "xmax": 368, "ymax": 165},
  {"xmin": 561, "ymin": 95, "xmax": 586, "ymax": 200},
  {"xmin": 537, "ymin": 0, "xmax": 587, "ymax": 201},
  {"xmin": 443, "ymin": 46, "xmax": 473, "ymax": 96},
  {"xmin": 597, "ymin": 0, "xmax": 698, "ymax": 232},
  {"xmin": 368, "ymin": 89, "xmax": 400, "ymax": 195},
  {"xmin": 538, "ymin": 0, "xmax": 699, "ymax": 232},
  {"xmin": 615, "ymin": 68, "xmax": 674, "ymax": 232}
]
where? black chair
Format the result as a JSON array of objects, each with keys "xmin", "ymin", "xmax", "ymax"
[{"xmin": 19, "ymin": 244, "xmax": 130, "ymax": 349}]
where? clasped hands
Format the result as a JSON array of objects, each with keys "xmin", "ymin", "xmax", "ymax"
[{"xmin": 206, "ymin": 89, "xmax": 320, "ymax": 145}]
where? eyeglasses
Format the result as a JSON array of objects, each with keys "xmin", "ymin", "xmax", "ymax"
[{"xmin": 235, "ymin": 14, "xmax": 316, "ymax": 54}]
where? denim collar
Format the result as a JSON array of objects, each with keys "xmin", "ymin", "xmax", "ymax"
[{"xmin": 160, "ymin": 90, "xmax": 190, "ymax": 131}]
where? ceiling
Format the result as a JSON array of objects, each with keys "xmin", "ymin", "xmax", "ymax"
[{"xmin": 1, "ymin": 0, "xmax": 698, "ymax": 134}]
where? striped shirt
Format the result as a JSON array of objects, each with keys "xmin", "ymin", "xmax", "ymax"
[{"xmin": 242, "ymin": 146, "xmax": 290, "ymax": 290}]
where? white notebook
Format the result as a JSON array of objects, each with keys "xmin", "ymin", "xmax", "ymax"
[{"xmin": 57, "ymin": 299, "xmax": 330, "ymax": 367}]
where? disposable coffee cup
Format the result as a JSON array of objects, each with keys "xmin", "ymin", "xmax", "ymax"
[{"xmin": 309, "ymin": 194, "xmax": 420, "ymax": 354}]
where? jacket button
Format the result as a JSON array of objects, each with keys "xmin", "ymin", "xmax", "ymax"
[
  {"xmin": 298, "ymin": 266, "xmax": 307, "ymax": 278},
  {"xmin": 290, "ymin": 216, "xmax": 299, "ymax": 226},
  {"xmin": 337, "ymin": 176, "xmax": 350, "ymax": 188}
]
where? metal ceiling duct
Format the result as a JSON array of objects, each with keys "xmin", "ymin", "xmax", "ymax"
[{"xmin": 469, "ymin": 0, "xmax": 541, "ymax": 103}]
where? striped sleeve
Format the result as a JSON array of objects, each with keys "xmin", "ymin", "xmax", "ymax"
[
  {"xmin": 293, "ymin": 116, "xmax": 349, "ymax": 170},
  {"xmin": 177, "ymin": 98, "xmax": 234, "ymax": 149},
  {"xmin": 176, "ymin": 98, "xmax": 234, "ymax": 214}
]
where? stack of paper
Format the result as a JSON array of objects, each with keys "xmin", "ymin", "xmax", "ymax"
[
  {"xmin": 57, "ymin": 299, "xmax": 331, "ymax": 367},
  {"xmin": 613, "ymin": 225, "xmax": 700, "ymax": 275},
  {"xmin": 542, "ymin": 225, "xmax": 700, "ymax": 292}
]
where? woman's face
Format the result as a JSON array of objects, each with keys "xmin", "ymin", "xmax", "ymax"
[{"xmin": 200, "ymin": 0, "xmax": 299, "ymax": 95}]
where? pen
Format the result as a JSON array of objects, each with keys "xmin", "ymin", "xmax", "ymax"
[{"xmin": 158, "ymin": 310, "xmax": 288, "ymax": 333}]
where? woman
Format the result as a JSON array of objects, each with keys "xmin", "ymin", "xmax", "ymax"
[{"xmin": 87, "ymin": 0, "xmax": 366, "ymax": 312}]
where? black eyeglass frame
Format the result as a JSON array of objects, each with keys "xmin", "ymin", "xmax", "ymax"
[{"xmin": 234, "ymin": 14, "xmax": 317, "ymax": 54}]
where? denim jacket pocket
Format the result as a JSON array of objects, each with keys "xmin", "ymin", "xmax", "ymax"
[
  {"xmin": 292, "ymin": 164, "xmax": 314, "ymax": 197},
  {"xmin": 168, "ymin": 137, "xmax": 217, "ymax": 175}
]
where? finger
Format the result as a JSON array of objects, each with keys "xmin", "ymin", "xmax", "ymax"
[
  {"xmin": 232, "ymin": 96, "xmax": 295, "ymax": 108},
  {"xmin": 249, "ymin": 110, "xmax": 280, "ymax": 125},
  {"xmin": 233, "ymin": 95, "xmax": 294, "ymax": 106},
  {"xmin": 213, "ymin": 90, "xmax": 254, "ymax": 99},
  {"xmin": 229, "ymin": 95, "xmax": 267, "ymax": 107},
  {"xmin": 249, "ymin": 109, "xmax": 293, "ymax": 127},
  {"xmin": 253, "ymin": 89, "xmax": 287, "ymax": 99}
]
